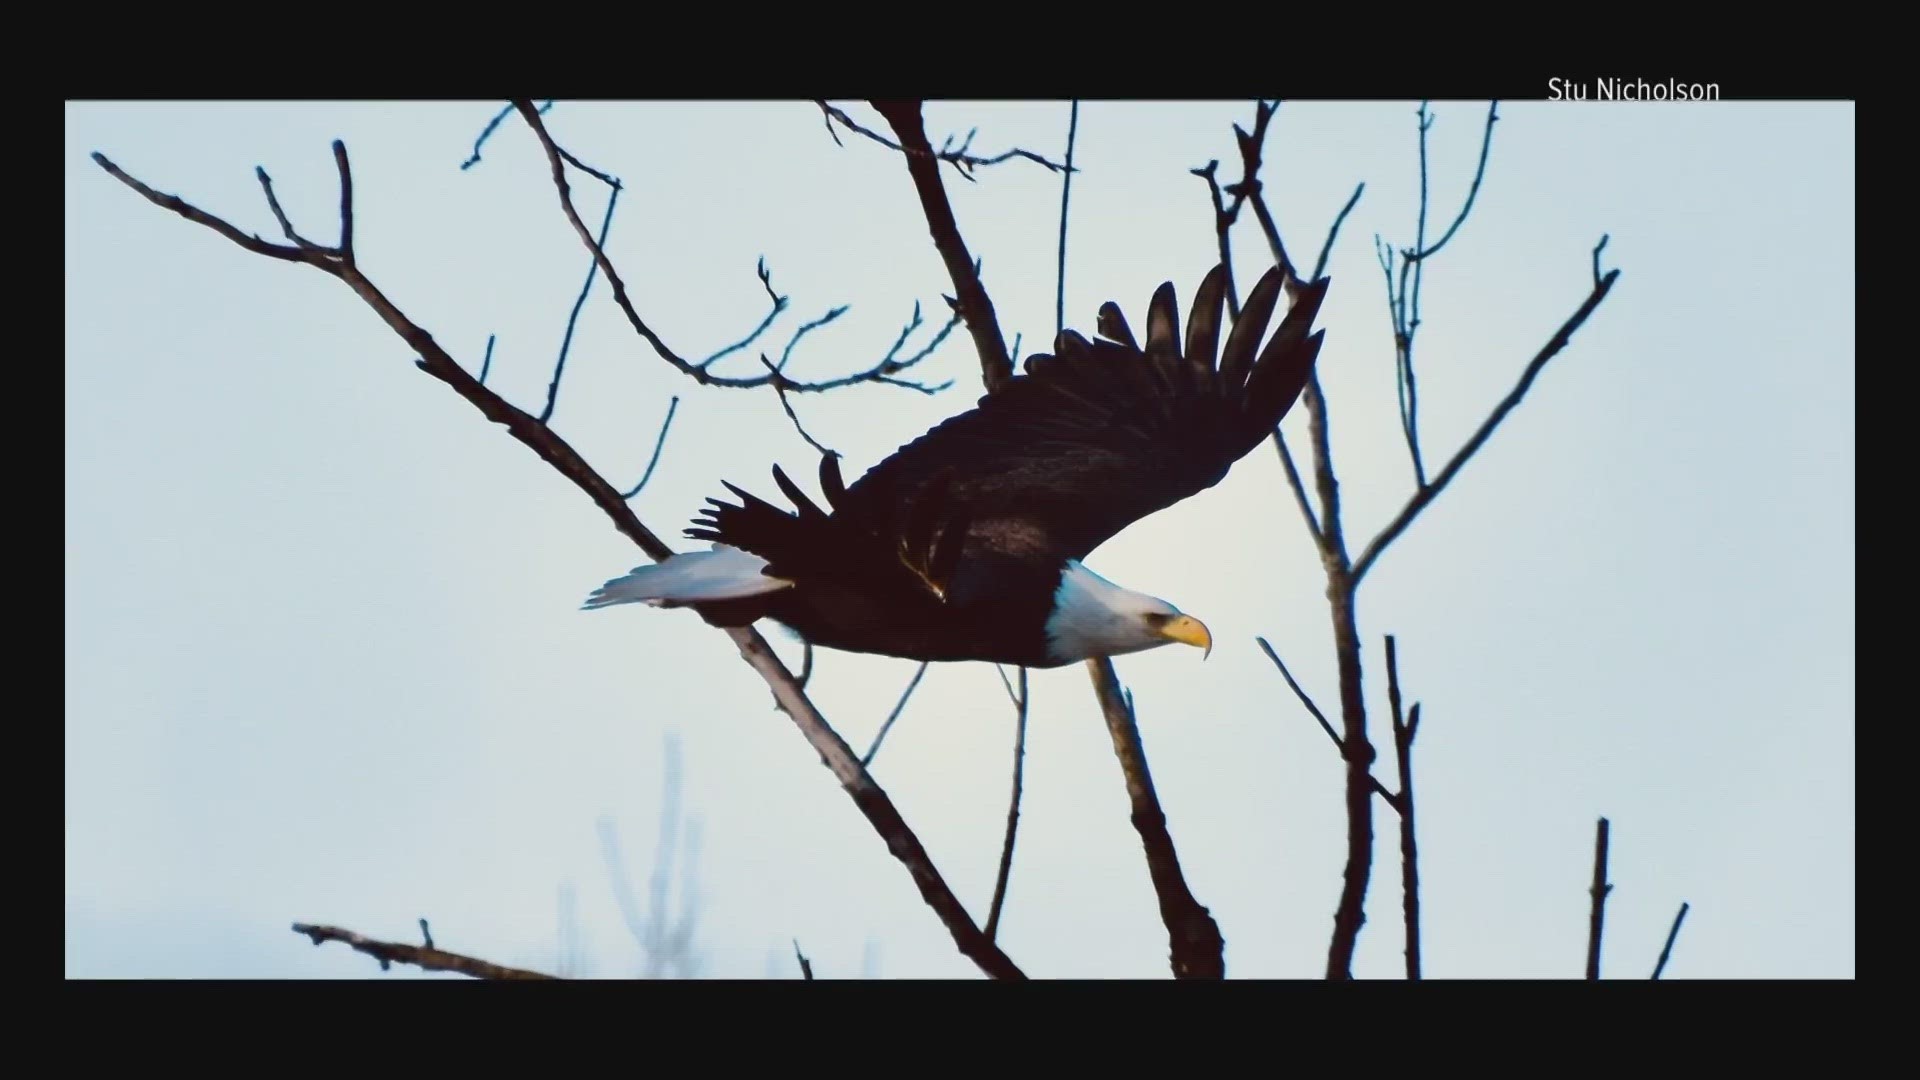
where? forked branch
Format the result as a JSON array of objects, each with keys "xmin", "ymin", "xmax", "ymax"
[
  {"xmin": 1349, "ymin": 252, "xmax": 1621, "ymax": 586},
  {"xmin": 817, "ymin": 100, "xmax": 1076, "ymax": 179},
  {"xmin": 511, "ymin": 101, "xmax": 956, "ymax": 398},
  {"xmin": 875, "ymin": 98, "xmax": 1224, "ymax": 979},
  {"xmin": 292, "ymin": 922, "xmax": 556, "ymax": 980},
  {"xmin": 95, "ymin": 141, "xmax": 1024, "ymax": 982}
]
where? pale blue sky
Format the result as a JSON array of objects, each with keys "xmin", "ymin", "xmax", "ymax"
[{"xmin": 65, "ymin": 100, "xmax": 1853, "ymax": 979}]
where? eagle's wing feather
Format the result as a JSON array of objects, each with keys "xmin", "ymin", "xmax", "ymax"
[{"xmin": 837, "ymin": 266, "xmax": 1330, "ymax": 563}]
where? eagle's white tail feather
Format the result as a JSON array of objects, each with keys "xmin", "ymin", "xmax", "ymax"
[{"xmin": 582, "ymin": 544, "xmax": 791, "ymax": 610}]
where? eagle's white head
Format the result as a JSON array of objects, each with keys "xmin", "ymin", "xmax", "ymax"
[{"xmin": 1043, "ymin": 561, "xmax": 1212, "ymax": 663}]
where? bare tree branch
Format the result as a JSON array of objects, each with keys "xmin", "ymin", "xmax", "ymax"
[
  {"xmin": 93, "ymin": 153, "xmax": 310, "ymax": 264},
  {"xmin": 869, "ymin": 100, "xmax": 1015, "ymax": 393},
  {"xmin": 984, "ymin": 667, "xmax": 1029, "ymax": 943},
  {"xmin": 874, "ymin": 98, "xmax": 1223, "ymax": 978},
  {"xmin": 1405, "ymin": 102, "xmax": 1499, "ymax": 262},
  {"xmin": 1203, "ymin": 100, "xmax": 1370, "ymax": 980},
  {"xmin": 620, "ymin": 396, "xmax": 680, "ymax": 500},
  {"xmin": 862, "ymin": 661, "xmax": 930, "ymax": 767},
  {"xmin": 543, "ymin": 181, "xmax": 620, "ymax": 424},
  {"xmin": 1311, "ymin": 183, "xmax": 1367, "ymax": 282},
  {"xmin": 762, "ymin": 355, "xmax": 839, "ymax": 459},
  {"xmin": 1256, "ymin": 637, "xmax": 1398, "ymax": 809},
  {"xmin": 1377, "ymin": 102, "xmax": 1501, "ymax": 489},
  {"xmin": 461, "ymin": 100, "xmax": 552, "ymax": 171},
  {"xmin": 512, "ymin": 101, "xmax": 954, "ymax": 398},
  {"xmin": 1384, "ymin": 635, "xmax": 1422, "ymax": 980},
  {"xmin": 1269, "ymin": 429, "xmax": 1324, "ymax": 545},
  {"xmin": 1225, "ymin": 101, "xmax": 1294, "ymax": 283},
  {"xmin": 1191, "ymin": 161, "xmax": 1242, "ymax": 317},
  {"xmin": 478, "ymin": 334, "xmax": 496, "ymax": 386},
  {"xmin": 1055, "ymin": 100, "xmax": 1080, "ymax": 334},
  {"xmin": 1265, "ymin": 181, "xmax": 1363, "ymax": 547},
  {"xmin": 95, "ymin": 142, "xmax": 1025, "ymax": 982},
  {"xmin": 1587, "ymin": 817, "xmax": 1613, "ymax": 979},
  {"xmin": 1200, "ymin": 97, "xmax": 1618, "ymax": 981},
  {"xmin": 816, "ymin": 101, "xmax": 1076, "ymax": 179},
  {"xmin": 1088, "ymin": 663, "xmax": 1227, "ymax": 978},
  {"xmin": 292, "ymin": 922, "xmax": 556, "ymax": 979},
  {"xmin": 1653, "ymin": 902, "xmax": 1690, "ymax": 979},
  {"xmin": 1349, "ymin": 258, "xmax": 1622, "ymax": 586},
  {"xmin": 254, "ymin": 167, "xmax": 319, "ymax": 250},
  {"xmin": 793, "ymin": 939, "xmax": 815, "ymax": 979}
]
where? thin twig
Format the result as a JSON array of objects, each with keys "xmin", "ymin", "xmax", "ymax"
[
  {"xmin": 1227, "ymin": 101, "xmax": 1291, "ymax": 284},
  {"xmin": 417, "ymin": 918, "xmax": 434, "ymax": 950},
  {"xmin": 1055, "ymin": 100, "xmax": 1080, "ymax": 334},
  {"xmin": 98, "ymin": 143, "xmax": 1026, "ymax": 983},
  {"xmin": 543, "ymin": 182, "xmax": 621, "ymax": 424},
  {"xmin": 1652, "ymin": 902, "xmax": 1690, "ymax": 979},
  {"xmin": 1270, "ymin": 431, "xmax": 1323, "ymax": 543},
  {"xmin": 1587, "ymin": 817, "xmax": 1613, "ymax": 979},
  {"xmin": 862, "ymin": 661, "xmax": 930, "ymax": 767},
  {"xmin": 1398, "ymin": 103, "xmax": 1432, "ymax": 485},
  {"xmin": 1406, "ymin": 102, "xmax": 1499, "ymax": 262},
  {"xmin": 254, "ymin": 167, "xmax": 318, "ymax": 249},
  {"xmin": 1267, "ymin": 178, "xmax": 1362, "ymax": 548},
  {"xmin": 334, "ymin": 142, "xmax": 354, "ymax": 260},
  {"xmin": 478, "ymin": 334, "xmax": 496, "ymax": 386},
  {"xmin": 512, "ymin": 101, "xmax": 954, "ymax": 397},
  {"xmin": 793, "ymin": 940, "xmax": 815, "ymax": 980},
  {"xmin": 1256, "ymin": 638, "xmax": 1399, "ymax": 808},
  {"xmin": 620, "ymin": 396, "xmax": 680, "ymax": 499},
  {"xmin": 984, "ymin": 667, "xmax": 1029, "ymax": 942},
  {"xmin": 1312, "ymin": 183, "xmax": 1366, "ymax": 281},
  {"xmin": 762, "ymin": 354, "xmax": 839, "ymax": 458},
  {"xmin": 870, "ymin": 101, "xmax": 1015, "ymax": 393},
  {"xmin": 1190, "ymin": 160, "xmax": 1242, "ymax": 318},
  {"xmin": 1384, "ymin": 635, "xmax": 1421, "ymax": 980},
  {"xmin": 461, "ymin": 100, "xmax": 552, "ymax": 170},
  {"xmin": 1349, "ymin": 260, "xmax": 1621, "ymax": 586},
  {"xmin": 816, "ymin": 101, "xmax": 1076, "ymax": 177},
  {"xmin": 293, "ymin": 922, "xmax": 556, "ymax": 979},
  {"xmin": 1389, "ymin": 102, "xmax": 1499, "ymax": 489}
]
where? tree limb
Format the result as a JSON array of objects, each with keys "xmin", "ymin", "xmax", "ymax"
[
  {"xmin": 873, "ymin": 98, "xmax": 1222, "ymax": 978},
  {"xmin": 620, "ymin": 396, "xmax": 680, "ymax": 500},
  {"xmin": 862, "ymin": 661, "xmax": 930, "ymax": 767},
  {"xmin": 1384, "ymin": 636, "xmax": 1422, "ymax": 979},
  {"xmin": 511, "ymin": 101, "xmax": 953, "ymax": 397},
  {"xmin": 816, "ymin": 100, "xmax": 1075, "ymax": 178},
  {"xmin": 1055, "ymin": 101, "xmax": 1080, "ymax": 336},
  {"xmin": 1255, "ymin": 637, "xmax": 1399, "ymax": 810},
  {"xmin": 1652, "ymin": 902, "xmax": 1690, "ymax": 979},
  {"xmin": 984, "ymin": 666, "xmax": 1029, "ymax": 943},
  {"xmin": 1088, "ymin": 662, "xmax": 1227, "ymax": 978},
  {"xmin": 1349, "ymin": 258, "xmax": 1621, "ymax": 586},
  {"xmin": 292, "ymin": 922, "xmax": 557, "ymax": 979},
  {"xmin": 95, "ymin": 142, "xmax": 1024, "ymax": 982},
  {"xmin": 1206, "ymin": 100, "xmax": 1370, "ymax": 979},
  {"xmin": 869, "ymin": 100, "xmax": 1015, "ymax": 393},
  {"xmin": 1587, "ymin": 817, "xmax": 1613, "ymax": 979}
]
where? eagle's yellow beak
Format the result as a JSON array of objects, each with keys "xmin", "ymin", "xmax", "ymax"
[{"xmin": 1158, "ymin": 614, "xmax": 1213, "ymax": 659}]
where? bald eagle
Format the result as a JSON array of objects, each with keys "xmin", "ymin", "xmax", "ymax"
[{"xmin": 585, "ymin": 264, "xmax": 1329, "ymax": 669}]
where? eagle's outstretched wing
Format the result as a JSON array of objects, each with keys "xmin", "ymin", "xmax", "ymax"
[{"xmin": 832, "ymin": 265, "xmax": 1329, "ymax": 565}]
